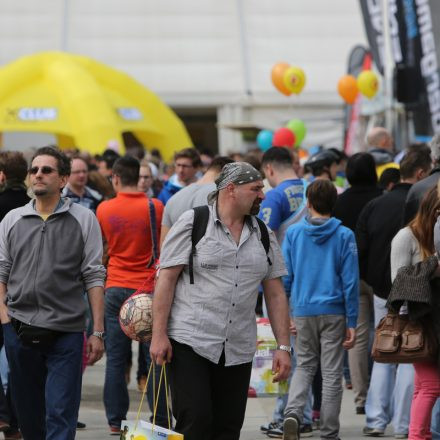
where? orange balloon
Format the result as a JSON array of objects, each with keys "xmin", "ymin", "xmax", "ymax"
[
  {"xmin": 337, "ymin": 75, "xmax": 358, "ymax": 104},
  {"xmin": 271, "ymin": 62, "xmax": 292, "ymax": 96}
]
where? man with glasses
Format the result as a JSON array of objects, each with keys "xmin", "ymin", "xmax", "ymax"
[
  {"xmin": 157, "ymin": 148, "xmax": 201, "ymax": 205},
  {"xmin": 62, "ymin": 156, "xmax": 102, "ymax": 213},
  {"xmin": 0, "ymin": 146, "xmax": 106, "ymax": 440}
]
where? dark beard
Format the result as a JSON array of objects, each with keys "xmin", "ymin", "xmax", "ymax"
[
  {"xmin": 250, "ymin": 200, "xmax": 261, "ymax": 215},
  {"xmin": 33, "ymin": 188, "xmax": 48, "ymax": 196}
]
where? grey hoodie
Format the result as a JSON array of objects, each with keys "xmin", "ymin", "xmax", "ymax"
[{"xmin": 0, "ymin": 198, "xmax": 106, "ymax": 332}]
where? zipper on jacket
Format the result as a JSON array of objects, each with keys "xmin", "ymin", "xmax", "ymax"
[{"xmin": 30, "ymin": 221, "xmax": 46, "ymax": 325}]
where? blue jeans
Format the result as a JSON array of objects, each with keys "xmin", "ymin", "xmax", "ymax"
[
  {"xmin": 431, "ymin": 399, "xmax": 440, "ymax": 439},
  {"xmin": 3, "ymin": 322, "xmax": 83, "ymax": 440},
  {"xmin": 104, "ymin": 287, "xmax": 169, "ymax": 428},
  {"xmin": 365, "ymin": 296, "xmax": 414, "ymax": 435}
]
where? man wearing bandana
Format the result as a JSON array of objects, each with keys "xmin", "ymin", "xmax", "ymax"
[{"xmin": 150, "ymin": 162, "xmax": 292, "ymax": 440}]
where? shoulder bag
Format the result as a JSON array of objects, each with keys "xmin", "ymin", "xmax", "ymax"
[{"xmin": 372, "ymin": 311, "xmax": 437, "ymax": 364}]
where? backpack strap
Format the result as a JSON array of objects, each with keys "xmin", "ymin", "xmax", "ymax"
[
  {"xmin": 189, "ymin": 205, "xmax": 210, "ymax": 284},
  {"xmin": 255, "ymin": 217, "xmax": 272, "ymax": 266},
  {"xmin": 147, "ymin": 198, "xmax": 159, "ymax": 268}
]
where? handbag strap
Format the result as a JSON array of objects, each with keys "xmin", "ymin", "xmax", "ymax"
[
  {"xmin": 134, "ymin": 361, "xmax": 171, "ymax": 431},
  {"xmin": 147, "ymin": 198, "xmax": 159, "ymax": 269},
  {"xmin": 152, "ymin": 362, "xmax": 170, "ymax": 429}
]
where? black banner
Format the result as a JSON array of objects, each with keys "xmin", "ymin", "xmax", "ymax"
[
  {"xmin": 359, "ymin": 0, "xmax": 404, "ymax": 75},
  {"xmin": 359, "ymin": 0, "xmax": 440, "ymax": 136}
]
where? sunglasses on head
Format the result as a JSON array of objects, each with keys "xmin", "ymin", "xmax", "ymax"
[{"xmin": 28, "ymin": 166, "xmax": 57, "ymax": 175}]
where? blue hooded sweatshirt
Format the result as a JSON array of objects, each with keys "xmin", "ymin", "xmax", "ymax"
[{"xmin": 282, "ymin": 216, "xmax": 359, "ymax": 328}]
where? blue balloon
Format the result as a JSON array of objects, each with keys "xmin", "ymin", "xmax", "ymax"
[{"xmin": 257, "ymin": 130, "xmax": 274, "ymax": 152}]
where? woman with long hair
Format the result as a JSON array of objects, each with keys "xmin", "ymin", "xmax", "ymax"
[{"xmin": 390, "ymin": 184, "xmax": 440, "ymax": 440}]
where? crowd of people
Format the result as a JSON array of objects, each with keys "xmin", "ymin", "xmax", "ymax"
[{"xmin": 0, "ymin": 126, "xmax": 438, "ymax": 440}]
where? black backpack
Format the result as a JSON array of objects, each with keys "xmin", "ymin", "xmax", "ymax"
[{"xmin": 188, "ymin": 205, "xmax": 272, "ymax": 284}]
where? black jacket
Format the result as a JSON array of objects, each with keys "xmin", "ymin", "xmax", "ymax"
[
  {"xmin": 355, "ymin": 183, "xmax": 412, "ymax": 299},
  {"xmin": 0, "ymin": 185, "xmax": 30, "ymax": 222},
  {"xmin": 387, "ymin": 255, "xmax": 438, "ymax": 320},
  {"xmin": 333, "ymin": 185, "xmax": 383, "ymax": 232},
  {"xmin": 404, "ymin": 168, "xmax": 440, "ymax": 224}
]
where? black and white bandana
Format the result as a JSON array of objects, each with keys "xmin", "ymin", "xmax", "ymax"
[{"xmin": 207, "ymin": 162, "xmax": 262, "ymax": 204}]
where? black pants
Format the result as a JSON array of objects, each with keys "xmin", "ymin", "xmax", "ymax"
[{"xmin": 169, "ymin": 340, "xmax": 252, "ymax": 440}]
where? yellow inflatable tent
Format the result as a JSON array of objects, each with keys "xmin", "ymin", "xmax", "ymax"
[{"xmin": 0, "ymin": 51, "xmax": 192, "ymax": 161}]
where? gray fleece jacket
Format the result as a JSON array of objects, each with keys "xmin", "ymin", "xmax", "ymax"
[{"xmin": 0, "ymin": 197, "xmax": 106, "ymax": 332}]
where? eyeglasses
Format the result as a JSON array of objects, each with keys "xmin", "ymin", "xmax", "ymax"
[{"xmin": 28, "ymin": 166, "xmax": 57, "ymax": 175}]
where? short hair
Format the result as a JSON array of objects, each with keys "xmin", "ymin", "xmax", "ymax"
[
  {"xmin": 261, "ymin": 147, "xmax": 293, "ymax": 169},
  {"xmin": 327, "ymin": 147, "xmax": 348, "ymax": 164},
  {"xmin": 345, "ymin": 153, "xmax": 377, "ymax": 186},
  {"xmin": 70, "ymin": 155, "xmax": 89, "ymax": 169},
  {"xmin": 242, "ymin": 153, "xmax": 261, "ymax": 171},
  {"xmin": 400, "ymin": 146, "xmax": 432, "ymax": 180},
  {"xmin": 207, "ymin": 156, "xmax": 234, "ymax": 173},
  {"xmin": 174, "ymin": 148, "xmax": 202, "ymax": 168},
  {"xmin": 199, "ymin": 148, "xmax": 214, "ymax": 158},
  {"xmin": 0, "ymin": 151, "xmax": 28, "ymax": 183},
  {"xmin": 100, "ymin": 149, "xmax": 120, "ymax": 170},
  {"xmin": 139, "ymin": 159, "xmax": 152, "ymax": 172},
  {"xmin": 31, "ymin": 146, "xmax": 71, "ymax": 176},
  {"xmin": 378, "ymin": 168, "xmax": 400, "ymax": 190},
  {"xmin": 306, "ymin": 179, "xmax": 337, "ymax": 215},
  {"xmin": 112, "ymin": 155, "xmax": 140, "ymax": 186},
  {"xmin": 366, "ymin": 127, "xmax": 392, "ymax": 148}
]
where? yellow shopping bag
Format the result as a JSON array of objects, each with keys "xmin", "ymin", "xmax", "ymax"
[{"xmin": 120, "ymin": 362, "xmax": 183, "ymax": 440}]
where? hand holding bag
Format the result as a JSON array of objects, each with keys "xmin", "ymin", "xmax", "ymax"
[
  {"xmin": 120, "ymin": 362, "xmax": 183, "ymax": 439},
  {"xmin": 372, "ymin": 311, "xmax": 437, "ymax": 364}
]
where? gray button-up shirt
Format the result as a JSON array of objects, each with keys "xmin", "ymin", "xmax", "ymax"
[{"xmin": 159, "ymin": 203, "xmax": 287, "ymax": 366}]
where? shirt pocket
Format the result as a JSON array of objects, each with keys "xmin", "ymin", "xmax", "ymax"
[
  {"xmin": 195, "ymin": 242, "xmax": 223, "ymax": 272},
  {"xmin": 251, "ymin": 249, "xmax": 269, "ymax": 279}
]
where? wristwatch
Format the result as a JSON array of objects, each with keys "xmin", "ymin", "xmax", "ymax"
[
  {"xmin": 92, "ymin": 331, "xmax": 105, "ymax": 340},
  {"xmin": 277, "ymin": 344, "xmax": 293, "ymax": 355}
]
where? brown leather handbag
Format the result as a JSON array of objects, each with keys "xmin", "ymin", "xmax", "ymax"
[{"xmin": 372, "ymin": 312, "xmax": 438, "ymax": 363}]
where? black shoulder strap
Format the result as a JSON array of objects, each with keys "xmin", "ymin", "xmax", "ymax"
[
  {"xmin": 189, "ymin": 205, "xmax": 210, "ymax": 284},
  {"xmin": 255, "ymin": 217, "xmax": 272, "ymax": 266},
  {"xmin": 146, "ymin": 198, "xmax": 159, "ymax": 268}
]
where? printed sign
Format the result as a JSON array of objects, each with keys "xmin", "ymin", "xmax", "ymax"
[
  {"xmin": 15, "ymin": 107, "xmax": 58, "ymax": 121},
  {"xmin": 117, "ymin": 108, "xmax": 142, "ymax": 121},
  {"xmin": 249, "ymin": 317, "xmax": 289, "ymax": 397}
]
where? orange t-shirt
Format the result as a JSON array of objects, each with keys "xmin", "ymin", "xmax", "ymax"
[{"xmin": 96, "ymin": 192, "xmax": 164, "ymax": 290}]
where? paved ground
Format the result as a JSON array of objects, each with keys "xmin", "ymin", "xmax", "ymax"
[{"xmin": 76, "ymin": 353, "xmax": 395, "ymax": 439}]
